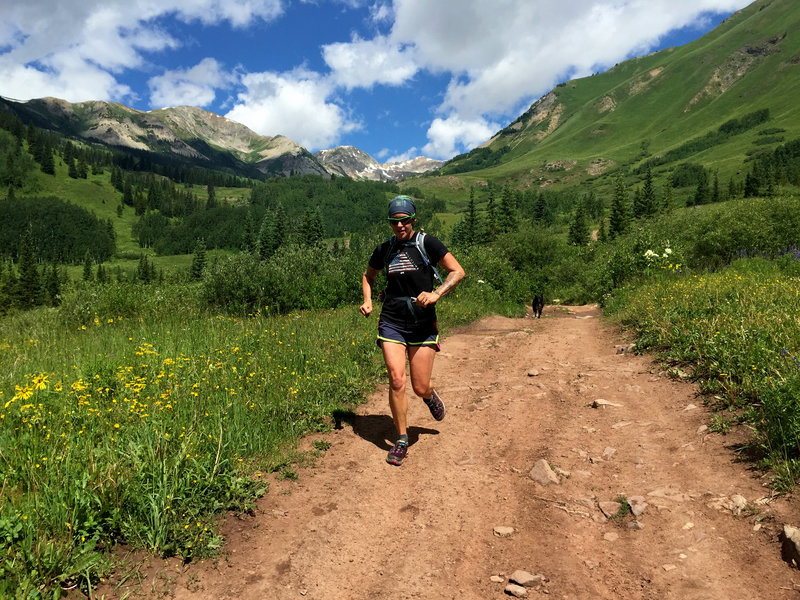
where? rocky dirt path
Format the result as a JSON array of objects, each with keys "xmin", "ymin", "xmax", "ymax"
[{"xmin": 107, "ymin": 305, "xmax": 800, "ymax": 599}]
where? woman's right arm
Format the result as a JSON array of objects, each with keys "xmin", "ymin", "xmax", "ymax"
[{"xmin": 360, "ymin": 266, "xmax": 381, "ymax": 317}]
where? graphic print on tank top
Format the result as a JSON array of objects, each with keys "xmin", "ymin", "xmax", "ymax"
[{"xmin": 387, "ymin": 248, "xmax": 418, "ymax": 275}]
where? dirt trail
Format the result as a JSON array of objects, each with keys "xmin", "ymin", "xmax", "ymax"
[{"xmin": 108, "ymin": 305, "xmax": 800, "ymax": 600}]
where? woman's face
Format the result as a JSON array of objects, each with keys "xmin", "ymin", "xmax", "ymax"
[{"xmin": 389, "ymin": 213, "xmax": 415, "ymax": 241}]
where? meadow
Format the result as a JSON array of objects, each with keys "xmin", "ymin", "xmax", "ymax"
[
  {"xmin": 0, "ymin": 270, "xmax": 519, "ymax": 597},
  {"xmin": 604, "ymin": 255, "xmax": 800, "ymax": 491},
  {"xmin": 2, "ymin": 181, "xmax": 800, "ymax": 597}
]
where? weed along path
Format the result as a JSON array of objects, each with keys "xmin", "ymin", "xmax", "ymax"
[{"xmin": 106, "ymin": 305, "xmax": 800, "ymax": 600}]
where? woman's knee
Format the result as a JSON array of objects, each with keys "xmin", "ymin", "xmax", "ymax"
[
  {"xmin": 388, "ymin": 371, "xmax": 406, "ymax": 391},
  {"xmin": 410, "ymin": 380, "xmax": 430, "ymax": 398}
]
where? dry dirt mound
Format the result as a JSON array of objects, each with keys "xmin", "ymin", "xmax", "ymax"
[{"xmin": 103, "ymin": 305, "xmax": 800, "ymax": 600}]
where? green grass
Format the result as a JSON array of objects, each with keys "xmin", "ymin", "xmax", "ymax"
[
  {"xmin": 20, "ymin": 157, "xmax": 255, "ymax": 259},
  {"xmin": 0, "ymin": 275, "xmax": 515, "ymax": 596},
  {"xmin": 603, "ymin": 256, "xmax": 800, "ymax": 491},
  {"xmin": 410, "ymin": 0, "xmax": 800, "ymax": 199}
]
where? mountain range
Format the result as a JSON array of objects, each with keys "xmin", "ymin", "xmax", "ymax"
[
  {"xmin": 0, "ymin": 96, "xmax": 441, "ymax": 182},
  {"xmin": 1, "ymin": 0, "xmax": 798, "ymax": 191}
]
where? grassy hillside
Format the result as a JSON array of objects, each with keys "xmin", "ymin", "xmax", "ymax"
[{"xmin": 431, "ymin": 0, "xmax": 800, "ymax": 194}]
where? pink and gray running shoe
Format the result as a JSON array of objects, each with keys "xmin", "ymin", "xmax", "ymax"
[
  {"xmin": 424, "ymin": 389, "xmax": 446, "ymax": 421},
  {"xmin": 386, "ymin": 440, "xmax": 408, "ymax": 466}
]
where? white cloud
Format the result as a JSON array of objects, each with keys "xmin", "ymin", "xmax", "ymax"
[
  {"xmin": 393, "ymin": 0, "xmax": 748, "ymax": 158},
  {"xmin": 225, "ymin": 68, "xmax": 361, "ymax": 150},
  {"xmin": 0, "ymin": 0, "xmax": 752, "ymax": 159},
  {"xmin": 388, "ymin": 0, "xmax": 749, "ymax": 120},
  {"xmin": 323, "ymin": 35, "xmax": 418, "ymax": 89},
  {"xmin": 149, "ymin": 58, "xmax": 232, "ymax": 107},
  {"xmin": 0, "ymin": 0, "xmax": 284, "ymax": 103},
  {"xmin": 369, "ymin": 2, "xmax": 393, "ymax": 23},
  {"xmin": 171, "ymin": 0, "xmax": 284, "ymax": 28},
  {"xmin": 421, "ymin": 115, "xmax": 499, "ymax": 159},
  {"xmin": 384, "ymin": 147, "xmax": 418, "ymax": 163}
]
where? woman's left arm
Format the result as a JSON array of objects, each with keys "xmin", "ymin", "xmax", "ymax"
[{"xmin": 417, "ymin": 252, "xmax": 465, "ymax": 307}]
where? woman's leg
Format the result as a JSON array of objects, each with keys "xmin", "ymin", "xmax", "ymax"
[
  {"xmin": 382, "ymin": 341, "xmax": 409, "ymax": 436},
  {"xmin": 407, "ymin": 344, "xmax": 436, "ymax": 400}
]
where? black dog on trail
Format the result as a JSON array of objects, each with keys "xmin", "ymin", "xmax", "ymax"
[{"xmin": 532, "ymin": 294, "xmax": 544, "ymax": 319}]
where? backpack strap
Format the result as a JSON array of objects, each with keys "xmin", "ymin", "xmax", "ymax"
[{"xmin": 414, "ymin": 232, "xmax": 444, "ymax": 285}]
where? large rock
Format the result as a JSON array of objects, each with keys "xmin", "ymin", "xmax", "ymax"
[
  {"xmin": 504, "ymin": 583, "xmax": 528, "ymax": 597},
  {"xmin": 529, "ymin": 459, "xmax": 560, "ymax": 485},
  {"xmin": 509, "ymin": 570, "xmax": 544, "ymax": 587},
  {"xmin": 781, "ymin": 525, "xmax": 800, "ymax": 568}
]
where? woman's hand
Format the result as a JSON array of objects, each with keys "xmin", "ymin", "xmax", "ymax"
[
  {"xmin": 360, "ymin": 300, "xmax": 373, "ymax": 317},
  {"xmin": 415, "ymin": 291, "xmax": 439, "ymax": 307}
]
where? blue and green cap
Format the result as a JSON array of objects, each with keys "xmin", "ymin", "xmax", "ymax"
[{"xmin": 388, "ymin": 195, "xmax": 416, "ymax": 218}]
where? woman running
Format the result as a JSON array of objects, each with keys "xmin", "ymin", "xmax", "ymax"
[{"xmin": 360, "ymin": 195, "xmax": 465, "ymax": 466}]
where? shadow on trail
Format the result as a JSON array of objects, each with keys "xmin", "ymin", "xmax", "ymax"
[{"xmin": 332, "ymin": 409, "xmax": 439, "ymax": 450}]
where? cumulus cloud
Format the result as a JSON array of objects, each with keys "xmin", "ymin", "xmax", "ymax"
[
  {"xmin": 225, "ymin": 68, "xmax": 361, "ymax": 150},
  {"xmin": 0, "ymin": 0, "xmax": 751, "ymax": 159},
  {"xmin": 421, "ymin": 115, "xmax": 500, "ymax": 159},
  {"xmin": 380, "ymin": 0, "xmax": 749, "ymax": 156},
  {"xmin": 149, "ymin": 58, "xmax": 233, "ymax": 108},
  {"xmin": 0, "ymin": 0, "xmax": 283, "ymax": 103},
  {"xmin": 323, "ymin": 35, "xmax": 418, "ymax": 89},
  {"xmin": 383, "ymin": 147, "xmax": 419, "ymax": 164},
  {"xmin": 389, "ymin": 0, "xmax": 749, "ymax": 109}
]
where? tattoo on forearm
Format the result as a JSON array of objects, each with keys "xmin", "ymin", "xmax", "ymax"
[{"xmin": 435, "ymin": 271, "xmax": 461, "ymax": 297}]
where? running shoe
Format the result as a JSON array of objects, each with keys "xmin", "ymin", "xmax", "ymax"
[
  {"xmin": 424, "ymin": 389, "xmax": 446, "ymax": 421},
  {"xmin": 386, "ymin": 440, "xmax": 408, "ymax": 466}
]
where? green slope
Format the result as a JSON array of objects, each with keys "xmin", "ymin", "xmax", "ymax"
[{"xmin": 440, "ymin": 0, "xmax": 800, "ymax": 187}]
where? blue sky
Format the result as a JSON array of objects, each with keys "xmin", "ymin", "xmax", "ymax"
[{"xmin": 0, "ymin": 0, "xmax": 750, "ymax": 162}]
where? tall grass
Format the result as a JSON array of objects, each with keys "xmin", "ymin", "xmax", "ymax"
[
  {"xmin": 604, "ymin": 256, "xmax": 800, "ymax": 491},
  {"xmin": 0, "ymin": 270, "xmax": 514, "ymax": 597}
]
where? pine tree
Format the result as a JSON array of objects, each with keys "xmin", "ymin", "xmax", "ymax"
[
  {"xmin": 257, "ymin": 213, "xmax": 275, "ymax": 260},
  {"xmin": 190, "ymin": 239, "xmax": 207, "ymax": 280},
  {"xmin": 273, "ymin": 202, "xmax": 288, "ymax": 249},
  {"xmin": 449, "ymin": 219, "xmax": 469, "ymax": 249},
  {"xmin": 498, "ymin": 182, "xmax": 517, "ymax": 233},
  {"xmin": 744, "ymin": 171, "xmax": 760, "ymax": 197},
  {"xmin": 693, "ymin": 169, "xmax": 709, "ymax": 206},
  {"xmin": 597, "ymin": 218, "xmax": 607, "ymax": 243},
  {"xmin": 728, "ymin": 177, "xmax": 738, "ymax": 200},
  {"xmin": 766, "ymin": 166, "xmax": 777, "ymax": 197},
  {"xmin": 567, "ymin": 199, "xmax": 590, "ymax": 246},
  {"xmin": 303, "ymin": 207, "xmax": 325, "ymax": 247},
  {"xmin": 40, "ymin": 145, "xmax": 55, "ymax": 175},
  {"xmin": 16, "ymin": 228, "xmax": 41, "ymax": 308},
  {"xmin": 82, "ymin": 250, "xmax": 94, "ymax": 282},
  {"xmin": 123, "ymin": 181, "xmax": 134, "ymax": 206},
  {"xmin": 136, "ymin": 255, "xmax": 152, "ymax": 283},
  {"xmin": 463, "ymin": 187, "xmax": 478, "ymax": 247},
  {"xmin": 111, "ymin": 166, "xmax": 123, "ymax": 191},
  {"xmin": 206, "ymin": 183, "xmax": 217, "ymax": 209},
  {"xmin": 533, "ymin": 192, "xmax": 547, "ymax": 223},
  {"xmin": 642, "ymin": 168, "xmax": 656, "ymax": 216},
  {"xmin": 96, "ymin": 263, "xmax": 108, "ymax": 285},
  {"xmin": 484, "ymin": 186, "xmax": 497, "ymax": 242},
  {"xmin": 609, "ymin": 175, "xmax": 630, "ymax": 239},
  {"xmin": 77, "ymin": 154, "xmax": 88, "ymax": 179},
  {"xmin": 44, "ymin": 263, "xmax": 61, "ymax": 306},
  {"xmin": 68, "ymin": 159, "xmax": 78, "ymax": 179},
  {"xmin": 242, "ymin": 210, "xmax": 257, "ymax": 251},
  {"xmin": 662, "ymin": 183, "xmax": 673, "ymax": 213}
]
